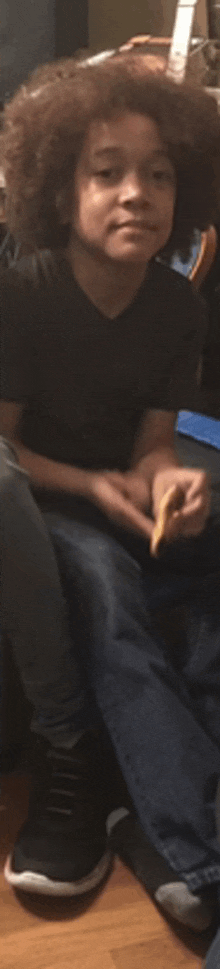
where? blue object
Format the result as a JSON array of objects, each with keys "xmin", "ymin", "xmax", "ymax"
[
  {"xmin": 176, "ymin": 412, "xmax": 220, "ymax": 450},
  {"xmin": 158, "ymin": 229, "xmax": 201, "ymax": 278},
  {"xmin": 167, "ymin": 231, "xmax": 220, "ymax": 452},
  {"xmin": 168, "ymin": 229, "xmax": 202, "ymax": 277}
]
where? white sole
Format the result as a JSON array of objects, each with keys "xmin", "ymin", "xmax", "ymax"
[{"xmin": 4, "ymin": 849, "xmax": 111, "ymax": 897}]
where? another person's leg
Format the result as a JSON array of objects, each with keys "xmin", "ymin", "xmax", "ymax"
[
  {"xmin": 1, "ymin": 441, "xmax": 110, "ymax": 894},
  {"xmin": 1, "ymin": 438, "xmax": 87, "ymax": 745}
]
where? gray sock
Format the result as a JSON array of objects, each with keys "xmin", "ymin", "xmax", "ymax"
[
  {"xmin": 155, "ymin": 882, "xmax": 214, "ymax": 932},
  {"xmin": 110, "ymin": 814, "xmax": 215, "ymax": 933}
]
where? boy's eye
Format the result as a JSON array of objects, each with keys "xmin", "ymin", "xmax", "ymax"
[
  {"xmin": 152, "ymin": 169, "xmax": 174, "ymax": 183},
  {"xmin": 95, "ymin": 168, "xmax": 119, "ymax": 181},
  {"xmin": 99, "ymin": 169, "xmax": 113, "ymax": 178}
]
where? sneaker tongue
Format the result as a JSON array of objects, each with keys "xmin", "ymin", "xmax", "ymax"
[{"xmin": 29, "ymin": 734, "xmax": 106, "ymax": 833}]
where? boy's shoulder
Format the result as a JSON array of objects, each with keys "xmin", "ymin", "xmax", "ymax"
[
  {"xmin": 0, "ymin": 249, "xmax": 57, "ymax": 292},
  {"xmin": 152, "ymin": 257, "xmax": 204, "ymax": 306},
  {"xmin": 0, "ymin": 250, "xmax": 67, "ymax": 332},
  {"xmin": 151, "ymin": 258, "xmax": 207, "ymax": 337}
]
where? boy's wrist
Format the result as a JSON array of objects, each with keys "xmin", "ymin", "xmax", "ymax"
[
  {"xmin": 40, "ymin": 462, "xmax": 95, "ymax": 499},
  {"xmin": 67, "ymin": 467, "xmax": 95, "ymax": 499}
]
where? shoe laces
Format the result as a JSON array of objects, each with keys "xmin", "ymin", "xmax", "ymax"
[{"xmin": 43, "ymin": 746, "xmax": 98, "ymax": 822}]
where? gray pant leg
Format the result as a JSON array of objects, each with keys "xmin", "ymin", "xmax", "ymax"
[{"xmin": 0, "ymin": 439, "xmax": 85, "ymax": 745}]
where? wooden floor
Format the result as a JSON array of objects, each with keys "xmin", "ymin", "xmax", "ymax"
[{"xmin": 0, "ymin": 774, "xmax": 214, "ymax": 969}]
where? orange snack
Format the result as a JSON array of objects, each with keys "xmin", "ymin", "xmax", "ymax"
[{"xmin": 151, "ymin": 484, "xmax": 185, "ymax": 557}]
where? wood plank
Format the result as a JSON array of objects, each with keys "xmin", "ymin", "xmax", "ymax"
[{"xmin": 111, "ymin": 939, "xmax": 202, "ymax": 969}]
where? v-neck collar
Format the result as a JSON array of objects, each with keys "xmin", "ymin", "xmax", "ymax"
[{"xmin": 55, "ymin": 250, "xmax": 151, "ymax": 324}]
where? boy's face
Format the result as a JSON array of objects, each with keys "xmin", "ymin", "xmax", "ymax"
[{"xmin": 72, "ymin": 112, "xmax": 176, "ymax": 264}]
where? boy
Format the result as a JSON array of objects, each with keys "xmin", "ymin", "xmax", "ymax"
[{"xmin": 1, "ymin": 55, "xmax": 220, "ymax": 928}]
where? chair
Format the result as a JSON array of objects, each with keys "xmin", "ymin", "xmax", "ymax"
[
  {"xmin": 170, "ymin": 225, "xmax": 220, "ymax": 449},
  {"xmin": 186, "ymin": 224, "xmax": 217, "ymax": 288},
  {"xmin": 159, "ymin": 225, "xmax": 217, "ymax": 288},
  {"xmin": 124, "ymin": 33, "xmax": 206, "ymax": 85}
]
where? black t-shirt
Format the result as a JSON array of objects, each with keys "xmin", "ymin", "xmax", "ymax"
[{"xmin": 0, "ymin": 250, "xmax": 207, "ymax": 484}]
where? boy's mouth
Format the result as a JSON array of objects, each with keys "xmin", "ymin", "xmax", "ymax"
[{"xmin": 115, "ymin": 221, "xmax": 158, "ymax": 231}]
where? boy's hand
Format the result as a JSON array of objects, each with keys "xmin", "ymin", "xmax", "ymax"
[
  {"xmin": 88, "ymin": 471, "xmax": 153, "ymax": 541},
  {"xmin": 152, "ymin": 467, "xmax": 210, "ymax": 542},
  {"xmin": 103, "ymin": 470, "xmax": 151, "ymax": 510}
]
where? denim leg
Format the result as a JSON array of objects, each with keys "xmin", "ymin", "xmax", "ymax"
[
  {"xmin": 167, "ymin": 516, "xmax": 220, "ymax": 753},
  {"xmin": 45, "ymin": 507, "xmax": 220, "ymax": 893},
  {"xmin": 0, "ymin": 440, "xmax": 88, "ymax": 746}
]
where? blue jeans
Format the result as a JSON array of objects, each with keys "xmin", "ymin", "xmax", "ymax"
[{"xmin": 42, "ymin": 497, "xmax": 220, "ymax": 894}]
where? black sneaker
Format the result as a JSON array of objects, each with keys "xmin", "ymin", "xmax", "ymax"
[{"xmin": 4, "ymin": 732, "xmax": 111, "ymax": 896}]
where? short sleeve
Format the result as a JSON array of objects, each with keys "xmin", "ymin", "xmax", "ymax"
[{"xmin": 148, "ymin": 270, "xmax": 208, "ymax": 414}]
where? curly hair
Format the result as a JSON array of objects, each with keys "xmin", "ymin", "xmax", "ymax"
[{"xmin": 1, "ymin": 52, "xmax": 220, "ymax": 257}]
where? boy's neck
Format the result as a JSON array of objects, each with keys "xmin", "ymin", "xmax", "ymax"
[{"xmin": 67, "ymin": 241, "xmax": 148, "ymax": 319}]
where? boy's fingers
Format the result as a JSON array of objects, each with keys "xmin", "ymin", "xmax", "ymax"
[
  {"xmin": 92, "ymin": 477, "xmax": 153, "ymax": 540},
  {"xmin": 113, "ymin": 496, "xmax": 153, "ymax": 538},
  {"xmin": 103, "ymin": 471, "xmax": 125, "ymax": 486},
  {"xmin": 165, "ymin": 499, "xmax": 209, "ymax": 540},
  {"xmin": 104, "ymin": 471, "xmax": 150, "ymax": 511},
  {"xmin": 121, "ymin": 504, "xmax": 153, "ymax": 539},
  {"xmin": 106, "ymin": 489, "xmax": 153, "ymax": 539},
  {"xmin": 174, "ymin": 491, "xmax": 210, "ymax": 522}
]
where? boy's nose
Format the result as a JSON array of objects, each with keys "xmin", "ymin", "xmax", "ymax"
[{"xmin": 119, "ymin": 174, "xmax": 153, "ymax": 206}]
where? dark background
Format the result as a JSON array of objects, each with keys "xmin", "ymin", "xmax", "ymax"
[{"xmin": 0, "ymin": 0, "xmax": 89, "ymax": 102}]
